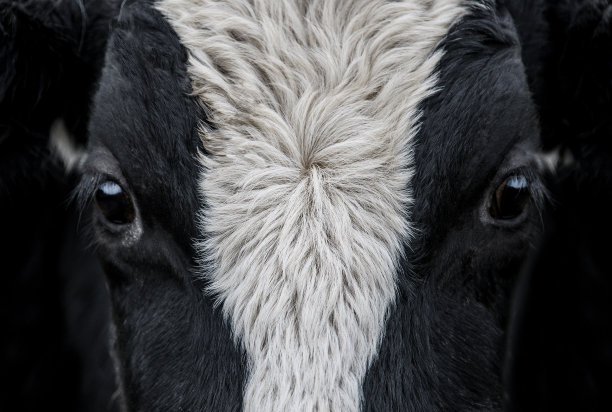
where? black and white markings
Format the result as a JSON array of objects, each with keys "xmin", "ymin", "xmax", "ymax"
[{"xmin": 158, "ymin": 0, "xmax": 466, "ymax": 410}]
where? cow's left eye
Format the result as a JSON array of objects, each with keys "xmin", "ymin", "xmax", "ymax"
[
  {"xmin": 489, "ymin": 174, "xmax": 530, "ymax": 220},
  {"xmin": 94, "ymin": 180, "xmax": 135, "ymax": 225}
]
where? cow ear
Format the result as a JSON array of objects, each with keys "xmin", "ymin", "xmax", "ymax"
[{"xmin": 0, "ymin": 0, "xmax": 116, "ymax": 172}]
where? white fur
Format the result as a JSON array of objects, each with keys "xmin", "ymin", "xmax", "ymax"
[
  {"xmin": 49, "ymin": 118, "xmax": 86, "ymax": 172},
  {"xmin": 157, "ymin": 1, "xmax": 466, "ymax": 410}
]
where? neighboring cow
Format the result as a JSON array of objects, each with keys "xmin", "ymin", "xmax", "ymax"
[
  {"xmin": 1, "ymin": 0, "xmax": 610, "ymax": 411},
  {"xmin": 1, "ymin": 1, "xmax": 117, "ymax": 410}
]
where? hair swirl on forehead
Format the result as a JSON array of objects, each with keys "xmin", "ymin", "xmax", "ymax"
[{"xmin": 158, "ymin": 1, "xmax": 468, "ymax": 410}]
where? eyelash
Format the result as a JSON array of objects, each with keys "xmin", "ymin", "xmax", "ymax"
[
  {"xmin": 503, "ymin": 166, "xmax": 548, "ymax": 215},
  {"xmin": 71, "ymin": 173, "xmax": 104, "ymax": 216}
]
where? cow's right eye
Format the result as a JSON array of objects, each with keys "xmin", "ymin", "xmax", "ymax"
[
  {"xmin": 94, "ymin": 180, "xmax": 135, "ymax": 225},
  {"xmin": 489, "ymin": 174, "xmax": 530, "ymax": 221}
]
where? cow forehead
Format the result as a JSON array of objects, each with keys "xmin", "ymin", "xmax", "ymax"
[{"xmin": 158, "ymin": 0, "xmax": 466, "ymax": 410}]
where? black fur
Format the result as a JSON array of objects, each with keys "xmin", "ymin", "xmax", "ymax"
[
  {"xmin": 363, "ymin": 4, "xmax": 541, "ymax": 410},
  {"xmin": 504, "ymin": 159, "xmax": 612, "ymax": 411},
  {"xmin": 504, "ymin": 0, "xmax": 612, "ymax": 410},
  {"xmin": 2, "ymin": 0, "xmax": 611, "ymax": 410},
  {"xmin": 85, "ymin": 2, "xmax": 245, "ymax": 410},
  {"xmin": 0, "ymin": 1, "xmax": 118, "ymax": 410}
]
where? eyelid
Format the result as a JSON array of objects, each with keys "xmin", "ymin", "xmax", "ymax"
[
  {"xmin": 480, "ymin": 147, "xmax": 548, "ymax": 227},
  {"xmin": 500, "ymin": 164, "xmax": 542, "ymax": 193},
  {"xmin": 73, "ymin": 171, "xmax": 125, "ymax": 208},
  {"xmin": 79, "ymin": 148, "xmax": 122, "ymax": 177},
  {"xmin": 494, "ymin": 144, "xmax": 542, "ymax": 186},
  {"xmin": 72, "ymin": 148, "xmax": 128, "ymax": 214},
  {"xmin": 498, "ymin": 164, "xmax": 548, "ymax": 217},
  {"xmin": 72, "ymin": 148, "xmax": 143, "ymax": 244}
]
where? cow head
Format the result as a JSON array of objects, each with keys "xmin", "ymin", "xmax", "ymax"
[
  {"xmin": 3, "ymin": 0, "xmax": 611, "ymax": 410},
  {"xmin": 76, "ymin": 1, "xmax": 543, "ymax": 409}
]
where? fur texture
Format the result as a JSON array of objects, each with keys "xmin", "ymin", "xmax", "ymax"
[
  {"xmin": 158, "ymin": 0, "xmax": 466, "ymax": 410},
  {"xmin": 6, "ymin": 0, "xmax": 612, "ymax": 410}
]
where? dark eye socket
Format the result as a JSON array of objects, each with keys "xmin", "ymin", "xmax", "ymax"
[
  {"xmin": 94, "ymin": 180, "xmax": 135, "ymax": 225},
  {"xmin": 489, "ymin": 174, "xmax": 530, "ymax": 220}
]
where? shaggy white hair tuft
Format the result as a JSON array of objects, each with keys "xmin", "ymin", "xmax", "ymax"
[{"xmin": 158, "ymin": 0, "xmax": 466, "ymax": 410}]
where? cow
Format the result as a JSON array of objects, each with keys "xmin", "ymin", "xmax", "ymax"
[
  {"xmin": 1, "ymin": 0, "xmax": 611, "ymax": 411},
  {"xmin": 1, "ymin": 1, "xmax": 117, "ymax": 410}
]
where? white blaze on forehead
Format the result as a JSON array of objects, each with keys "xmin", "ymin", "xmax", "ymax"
[{"xmin": 157, "ymin": 0, "xmax": 465, "ymax": 410}]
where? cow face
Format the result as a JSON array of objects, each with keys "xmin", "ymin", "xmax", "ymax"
[{"xmin": 79, "ymin": 0, "xmax": 544, "ymax": 410}]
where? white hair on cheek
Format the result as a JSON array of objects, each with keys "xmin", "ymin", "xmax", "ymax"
[{"xmin": 157, "ymin": 0, "xmax": 466, "ymax": 410}]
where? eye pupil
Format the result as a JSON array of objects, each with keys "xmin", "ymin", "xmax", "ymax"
[
  {"xmin": 94, "ymin": 181, "xmax": 135, "ymax": 225},
  {"xmin": 490, "ymin": 174, "xmax": 530, "ymax": 220}
]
